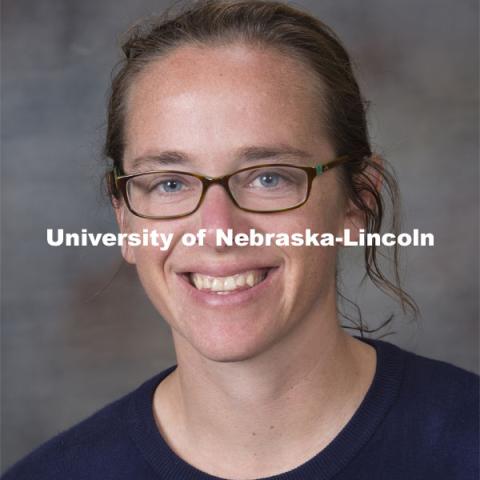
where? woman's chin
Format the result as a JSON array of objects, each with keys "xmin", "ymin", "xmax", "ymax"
[
  {"xmin": 174, "ymin": 313, "xmax": 282, "ymax": 363},
  {"xmin": 189, "ymin": 338, "xmax": 274, "ymax": 363}
]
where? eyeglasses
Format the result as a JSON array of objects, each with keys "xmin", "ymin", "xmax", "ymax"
[{"xmin": 112, "ymin": 155, "xmax": 350, "ymax": 219}]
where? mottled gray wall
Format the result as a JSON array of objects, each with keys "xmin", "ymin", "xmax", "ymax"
[{"xmin": 1, "ymin": 0, "xmax": 478, "ymax": 472}]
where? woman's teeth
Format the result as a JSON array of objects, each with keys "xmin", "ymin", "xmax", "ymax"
[{"xmin": 190, "ymin": 270, "xmax": 267, "ymax": 294}]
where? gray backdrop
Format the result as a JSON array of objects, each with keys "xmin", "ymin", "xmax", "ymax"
[{"xmin": 1, "ymin": 0, "xmax": 478, "ymax": 472}]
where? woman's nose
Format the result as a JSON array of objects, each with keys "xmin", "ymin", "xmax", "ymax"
[{"xmin": 195, "ymin": 184, "xmax": 242, "ymax": 248}]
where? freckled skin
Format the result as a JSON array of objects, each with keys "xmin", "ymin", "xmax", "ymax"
[
  {"xmin": 114, "ymin": 42, "xmax": 376, "ymax": 479},
  {"xmin": 116, "ymin": 43, "xmax": 357, "ymax": 362}
]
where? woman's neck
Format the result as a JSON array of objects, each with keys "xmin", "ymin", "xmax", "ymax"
[{"xmin": 153, "ymin": 313, "xmax": 376, "ymax": 479}]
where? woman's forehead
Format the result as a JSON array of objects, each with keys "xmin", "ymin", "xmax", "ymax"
[
  {"xmin": 123, "ymin": 43, "xmax": 329, "ymax": 163},
  {"xmin": 130, "ymin": 42, "xmax": 319, "ymax": 97}
]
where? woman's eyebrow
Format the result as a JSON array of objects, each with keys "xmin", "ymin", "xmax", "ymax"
[
  {"xmin": 237, "ymin": 145, "xmax": 313, "ymax": 162},
  {"xmin": 129, "ymin": 144, "xmax": 312, "ymax": 170},
  {"xmin": 130, "ymin": 151, "xmax": 189, "ymax": 170}
]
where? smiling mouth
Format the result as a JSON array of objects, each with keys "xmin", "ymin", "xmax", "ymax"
[{"xmin": 187, "ymin": 268, "xmax": 271, "ymax": 295}]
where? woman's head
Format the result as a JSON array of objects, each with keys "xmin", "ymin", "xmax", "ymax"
[
  {"xmin": 118, "ymin": 41, "xmax": 356, "ymax": 360},
  {"xmin": 106, "ymin": 0, "xmax": 371, "ymax": 172},
  {"xmin": 104, "ymin": 0, "xmax": 416, "ymax": 359}
]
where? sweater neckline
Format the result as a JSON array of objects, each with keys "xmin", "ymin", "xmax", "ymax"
[{"xmin": 127, "ymin": 338, "xmax": 406, "ymax": 480}]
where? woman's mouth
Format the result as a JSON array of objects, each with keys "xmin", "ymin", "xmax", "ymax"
[
  {"xmin": 189, "ymin": 269, "xmax": 269, "ymax": 295},
  {"xmin": 176, "ymin": 264, "xmax": 279, "ymax": 307}
]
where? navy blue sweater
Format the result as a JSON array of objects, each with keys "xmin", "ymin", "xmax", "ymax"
[{"xmin": 3, "ymin": 339, "xmax": 479, "ymax": 479}]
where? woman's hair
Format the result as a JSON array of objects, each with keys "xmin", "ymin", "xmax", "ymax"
[{"xmin": 104, "ymin": 0, "xmax": 418, "ymax": 332}]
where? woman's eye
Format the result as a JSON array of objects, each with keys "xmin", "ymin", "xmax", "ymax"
[
  {"xmin": 153, "ymin": 179, "xmax": 185, "ymax": 193},
  {"xmin": 251, "ymin": 172, "xmax": 282, "ymax": 188}
]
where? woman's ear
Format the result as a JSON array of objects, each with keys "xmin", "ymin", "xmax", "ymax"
[
  {"xmin": 342, "ymin": 154, "xmax": 383, "ymax": 242},
  {"xmin": 113, "ymin": 201, "xmax": 136, "ymax": 264}
]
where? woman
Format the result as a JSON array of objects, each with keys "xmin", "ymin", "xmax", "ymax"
[{"xmin": 4, "ymin": 1, "xmax": 478, "ymax": 479}]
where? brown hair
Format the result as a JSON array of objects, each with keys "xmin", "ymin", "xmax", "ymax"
[{"xmin": 104, "ymin": 0, "xmax": 418, "ymax": 332}]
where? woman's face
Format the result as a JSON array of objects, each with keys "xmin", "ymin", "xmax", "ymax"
[{"xmin": 117, "ymin": 44, "xmax": 352, "ymax": 362}]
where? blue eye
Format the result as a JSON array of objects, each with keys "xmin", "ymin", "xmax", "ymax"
[
  {"xmin": 255, "ymin": 173, "xmax": 280, "ymax": 188},
  {"xmin": 158, "ymin": 179, "xmax": 184, "ymax": 193}
]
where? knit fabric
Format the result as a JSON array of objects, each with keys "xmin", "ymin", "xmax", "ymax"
[{"xmin": 3, "ymin": 339, "xmax": 479, "ymax": 480}]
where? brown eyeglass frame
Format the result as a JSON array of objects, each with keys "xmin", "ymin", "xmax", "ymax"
[{"xmin": 111, "ymin": 155, "xmax": 350, "ymax": 220}]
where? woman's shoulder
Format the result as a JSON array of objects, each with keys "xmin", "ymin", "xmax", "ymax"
[
  {"xmin": 371, "ymin": 338, "xmax": 478, "ymax": 412},
  {"xmin": 377, "ymin": 338, "xmax": 477, "ymax": 395},
  {"xmin": 333, "ymin": 339, "xmax": 479, "ymax": 479},
  {"xmin": 372, "ymin": 339, "xmax": 478, "ymax": 449},
  {"xmin": 1, "ymin": 369, "xmax": 173, "ymax": 480}
]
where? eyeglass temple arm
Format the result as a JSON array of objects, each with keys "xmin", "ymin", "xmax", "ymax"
[
  {"xmin": 315, "ymin": 155, "xmax": 351, "ymax": 176},
  {"xmin": 112, "ymin": 165, "xmax": 124, "ymax": 188}
]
